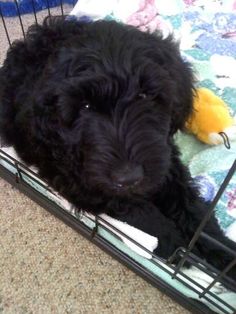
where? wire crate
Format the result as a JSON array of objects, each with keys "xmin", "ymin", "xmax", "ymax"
[{"xmin": 0, "ymin": 2, "xmax": 236, "ymax": 313}]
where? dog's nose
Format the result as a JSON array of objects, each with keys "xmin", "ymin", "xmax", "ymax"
[{"xmin": 112, "ymin": 165, "xmax": 144, "ymax": 187}]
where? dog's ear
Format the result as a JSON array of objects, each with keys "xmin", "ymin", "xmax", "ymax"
[
  {"xmin": 169, "ymin": 71, "xmax": 195, "ymax": 135},
  {"xmin": 56, "ymin": 79, "xmax": 86, "ymax": 127},
  {"xmin": 32, "ymin": 74, "xmax": 88, "ymax": 130},
  {"xmin": 139, "ymin": 54, "xmax": 194, "ymax": 135},
  {"xmin": 31, "ymin": 44, "xmax": 95, "ymax": 128},
  {"xmin": 170, "ymin": 62, "xmax": 195, "ymax": 135},
  {"xmin": 148, "ymin": 35, "xmax": 195, "ymax": 135},
  {"xmin": 156, "ymin": 62, "xmax": 195, "ymax": 136}
]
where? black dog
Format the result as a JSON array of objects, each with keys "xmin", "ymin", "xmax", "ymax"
[{"xmin": 0, "ymin": 16, "xmax": 235, "ymax": 281}]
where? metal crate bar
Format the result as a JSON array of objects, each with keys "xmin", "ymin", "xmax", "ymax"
[
  {"xmin": 199, "ymin": 258, "xmax": 236, "ymax": 299},
  {"xmin": 170, "ymin": 160, "xmax": 236, "ymax": 272},
  {"xmin": 176, "ymin": 248, "xmax": 236, "ymax": 291},
  {"xmin": 59, "ymin": 0, "xmax": 64, "ymax": 16},
  {"xmin": 0, "ymin": 152, "xmax": 57, "ymax": 195},
  {"xmin": 45, "ymin": 0, "xmax": 51, "ymax": 17},
  {"xmin": 13, "ymin": 0, "xmax": 25, "ymax": 39},
  {"xmin": 201, "ymin": 232, "xmax": 236, "ymax": 259},
  {"xmin": 0, "ymin": 5, "xmax": 11, "ymax": 46},
  {"xmin": 83, "ymin": 202, "xmax": 236, "ymax": 314},
  {"xmin": 174, "ymin": 250, "xmax": 236, "ymax": 312},
  {"xmin": 30, "ymin": 0, "xmax": 38, "ymax": 24}
]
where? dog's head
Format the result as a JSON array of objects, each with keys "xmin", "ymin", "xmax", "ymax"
[{"xmin": 29, "ymin": 19, "xmax": 194, "ymax": 206}]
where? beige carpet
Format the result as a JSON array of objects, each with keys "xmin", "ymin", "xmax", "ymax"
[
  {"xmin": 0, "ymin": 179, "xmax": 190, "ymax": 314},
  {"xmin": 0, "ymin": 8, "xmax": 189, "ymax": 314}
]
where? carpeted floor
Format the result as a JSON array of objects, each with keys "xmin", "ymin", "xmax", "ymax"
[
  {"xmin": 0, "ymin": 179, "xmax": 190, "ymax": 313},
  {"xmin": 0, "ymin": 8, "xmax": 190, "ymax": 314}
]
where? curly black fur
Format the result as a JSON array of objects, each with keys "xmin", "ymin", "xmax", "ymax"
[{"xmin": 0, "ymin": 16, "xmax": 235, "ymax": 283}]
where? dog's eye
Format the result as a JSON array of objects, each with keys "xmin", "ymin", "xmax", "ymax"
[
  {"xmin": 81, "ymin": 101, "xmax": 91, "ymax": 110},
  {"xmin": 138, "ymin": 93, "xmax": 147, "ymax": 99}
]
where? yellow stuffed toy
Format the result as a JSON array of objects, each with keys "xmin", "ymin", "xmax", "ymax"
[{"xmin": 185, "ymin": 88, "xmax": 236, "ymax": 149}]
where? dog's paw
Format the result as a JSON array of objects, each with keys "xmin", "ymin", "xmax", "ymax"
[{"xmin": 154, "ymin": 228, "xmax": 187, "ymax": 261}]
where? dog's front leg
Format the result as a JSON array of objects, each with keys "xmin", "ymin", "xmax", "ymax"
[
  {"xmin": 182, "ymin": 199, "xmax": 236, "ymax": 282},
  {"xmin": 108, "ymin": 199, "xmax": 187, "ymax": 260}
]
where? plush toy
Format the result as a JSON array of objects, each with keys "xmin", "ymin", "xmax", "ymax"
[{"xmin": 186, "ymin": 87, "xmax": 236, "ymax": 148}]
